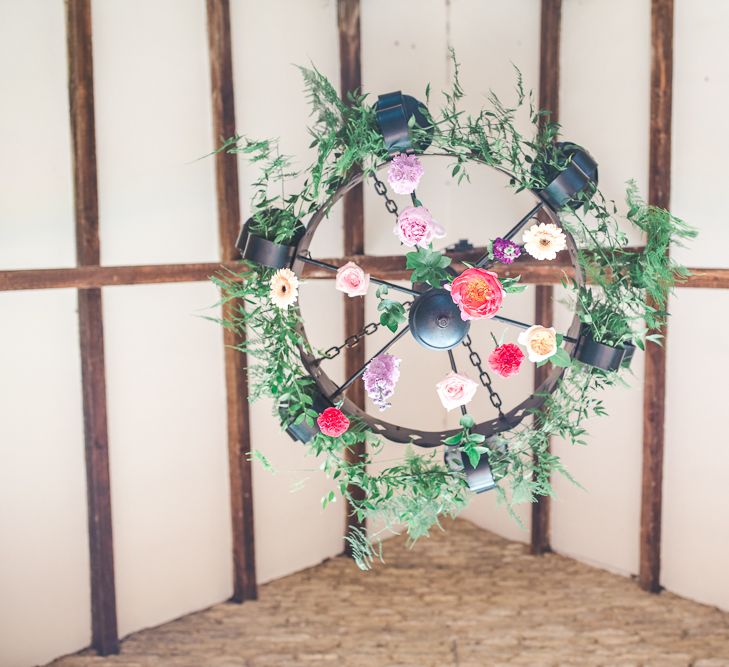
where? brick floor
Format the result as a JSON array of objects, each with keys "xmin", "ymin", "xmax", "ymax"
[{"xmin": 50, "ymin": 520, "xmax": 729, "ymax": 667}]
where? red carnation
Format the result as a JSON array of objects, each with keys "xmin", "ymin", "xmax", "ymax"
[
  {"xmin": 316, "ymin": 407, "xmax": 350, "ymax": 437},
  {"xmin": 488, "ymin": 343, "xmax": 524, "ymax": 378}
]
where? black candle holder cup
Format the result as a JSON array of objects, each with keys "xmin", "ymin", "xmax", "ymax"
[
  {"xmin": 534, "ymin": 141, "xmax": 599, "ymax": 211},
  {"xmin": 574, "ymin": 326, "xmax": 635, "ymax": 372},
  {"xmin": 444, "ymin": 446, "xmax": 497, "ymax": 494},
  {"xmin": 375, "ymin": 91, "xmax": 433, "ymax": 154},
  {"xmin": 280, "ymin": 388, "xmax": 333, "ymax": 443},
  {"xmin": 235, "ymin": 213, "xmax": 303, "ymax": 269}
]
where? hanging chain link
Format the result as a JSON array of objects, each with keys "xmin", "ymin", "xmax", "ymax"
[
  {"xmin": 462, "ymin": 334, "xmax": 504, "ymax": 415},
  {"xmin": 371, "ymin": 172, "xmax": 400, "ymax": 219},
  {"xmin": 318, "ymin": 302, "xmax": 413, "ymax": 361}
]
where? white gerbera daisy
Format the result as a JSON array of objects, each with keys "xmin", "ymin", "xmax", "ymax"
[
  {"xmin": 522, "ymin": 222, "xmax": 567, "ymax": 260},
  {"xmin": 269, "ymin": 268, "xmax": 299, "ymax": 309}
]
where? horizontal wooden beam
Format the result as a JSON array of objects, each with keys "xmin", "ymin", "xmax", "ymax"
[{"xmin": 1, "ymin": 256, "xmax": 727, "ymax": 292}]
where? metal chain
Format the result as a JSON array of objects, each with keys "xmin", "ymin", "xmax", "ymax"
[
  {"xmin": 318, "ymin": 301, "xmax": 412, "ymax": 361},
  {"xmin": 371, "ymin": 172, "xmax": 400, "ymax": 219},
  {"xmin": 461, "ymin": 334, "xmax": 504, "ymax": 415}
]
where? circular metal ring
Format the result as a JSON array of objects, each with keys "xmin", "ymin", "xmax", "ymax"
[{"xmin": 291, "ymin": 155, "xmax": 585, "ymax": 448}]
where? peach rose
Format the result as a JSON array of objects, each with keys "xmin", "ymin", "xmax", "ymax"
[
  {"xmin": 435, "ymin": 372, "xmax": 478, "ymax": 411},
  {"xmin": 335, "ymin": 261, "xmax": 370, "ymax": 297},
  {"xmin": 518, "ymin": 325, "xmax": 558, "ymax": 362}
]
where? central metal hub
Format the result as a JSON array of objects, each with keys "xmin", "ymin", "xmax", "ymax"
[{"xmin": 408, "ymin": 288, "xmax": 470, "ymax": 351}]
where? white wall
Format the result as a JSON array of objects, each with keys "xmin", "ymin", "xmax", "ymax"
[
  {"xmin": 1, "ymin": 1, "xmax": 728, "ymax": 666},
  {"xmin": 662, "ymin": 0, "xmax": 729, "ymax": 610}
]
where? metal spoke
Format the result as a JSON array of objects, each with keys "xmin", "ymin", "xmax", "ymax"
[
  {"xmin": 330, "ymin": 325, "xmax": 411, "ymax": 400},
  {"xmin": 297, "ymin": 254, "xmax": 420, "ymax": 297},
  {"xmin": 474, "ymin": 201, "xmax": 544, "ymax": 268},
  {"xmin": 447, "ymin": 349, "xmax": 468, "ymax": 416}
]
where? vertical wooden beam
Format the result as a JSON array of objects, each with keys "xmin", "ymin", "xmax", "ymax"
[
  {"xmin": 337, "ymin": 0, "xmax": 367, "ymax": 552},
  {"xmin": 206, "ymin": 0, "xmax": 257, "ymax": 601},
  {"xmin": 531, "ymin": 0, "xmax": 562, "ymax": 556},
  {"xmin": 640, "ymin": 0, "xmax": 674, "ymax": 593},
  {"xmin": 65, "ymin": 0, "xmax": 119, "ymax": 654}
]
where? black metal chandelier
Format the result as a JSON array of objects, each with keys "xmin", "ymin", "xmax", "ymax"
[{"xmin": 233, "ymin": 90, "xmax": 634, "ymax": 494}]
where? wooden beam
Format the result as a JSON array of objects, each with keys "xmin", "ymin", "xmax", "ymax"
[
  {"xmin": 207, "ymin": 0, "xmax": 257, "ymax": 602},
  {"xmin": 1, "ymin": 255, "xmax": 726, "ymax": 292},
  {"xmin": 337, "ymin": 0, "xmax": 367, "ymax": 553},
  {"xmin": 66, "ymin": 0, "xmax": 119, "ymax": 654},
  {"xmin": 531, "ymin": 0, "xmax": 562, "ymax": 556},
  {"xmin": 640, "ymin": 0, "xmax": 674, "ymax": 593}
]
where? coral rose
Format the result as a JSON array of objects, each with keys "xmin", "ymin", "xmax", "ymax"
[
  {"xmin": 435, "ymin": 372, "xmax": 478, "ymax": 411},
  {"xmin": 518, "ymin": 325, "xmax": 558, "ymax": 362},
  {"xmin": 446, "ymin": 267, "xmax": 505, "ymax": 320},
  {"xmin": 387, "ymin": 154, "xmax": 424, "ymax": 195},
  {"xmin": 316, "ymin": 407, "xmax": 350, "ymax": 437},
  {"xmin": 488, "ymin": 343, "xmax": 525, "ymax": 377},
  {"xmin": 394, "ymin": 206, "xmax": 445, "ymax": 248},
  {"xmin": 335, "ymin": 261, "xmax": 370, "ymax": 297}
]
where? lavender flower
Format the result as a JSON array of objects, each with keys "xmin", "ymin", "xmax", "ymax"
[
  {"xmin": 362, "ymin": 354, "xmax": 401, "ymax": 411},
  {"xmin": 492, "ymin": 237, "xmax": 522, "ymax": 264}
]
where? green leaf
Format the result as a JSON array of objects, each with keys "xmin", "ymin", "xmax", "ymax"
[
  {"xmin": 499, "ymin": 275, "xmax": 527, "ymax": 294},
  {"xmin": 550, "ymin": 347, "xmax": 572, "ymax": 368},
  {"xmin": 459, "ymin": 414, "xmax": 475, "ymax": 429}
]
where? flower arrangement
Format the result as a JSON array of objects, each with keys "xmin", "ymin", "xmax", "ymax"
[{"xmin": 213, "ymin": 55, "xmax": 695, "ymax": 570}]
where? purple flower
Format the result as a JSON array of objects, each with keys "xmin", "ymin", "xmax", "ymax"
[
  {"xmin": 387, "ymin": 154, "xmax": 424, "ymax": 195},
  {"xmin": 362, "ymin": 354, "xmax": 401, "ymax": 411},
  {"xmin": 492, "ymin": 237, "xmax": 522, "ymax": 264}
]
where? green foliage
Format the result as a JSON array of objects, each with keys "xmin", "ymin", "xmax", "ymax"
[
  {"xmin": 442, "ymin": 414, "xmax": 488, "ymax": 468},
  {"xmin": 499, "ymin": 275, "xmax": 527, "ymax": 294},
  {"xmin": 376, "ymin": 285, "xmax": 408, "ymax": 333},
  {"xmin": 345, "ymin": 526, "xmax": 384, "ymax": 571},
  {"xmin": 561, "ymin": 181, "xmax": 697, "ymax": 347},
  {"xmin": 405, "ymin": 247, "xmax": 452, "ymax": 288}
]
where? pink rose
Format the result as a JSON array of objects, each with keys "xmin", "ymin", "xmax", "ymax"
[
  {"xmin": 435, "ymin": 372, "xmax": 478, "ymax": 411},
  {"xmin": 446, "ymin": 267, "xmax": 505, "ymax": 321},
  {"xmin": 394, "ymin": 206, "xmax": 445, "ymax": 248},
  {"xmin": 387, "ymin": 154, "xmax": 424, "ymax": 195},
  {"xmin": 335, "ymin": 261, "xmax": 370, "ymax": 297}
]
